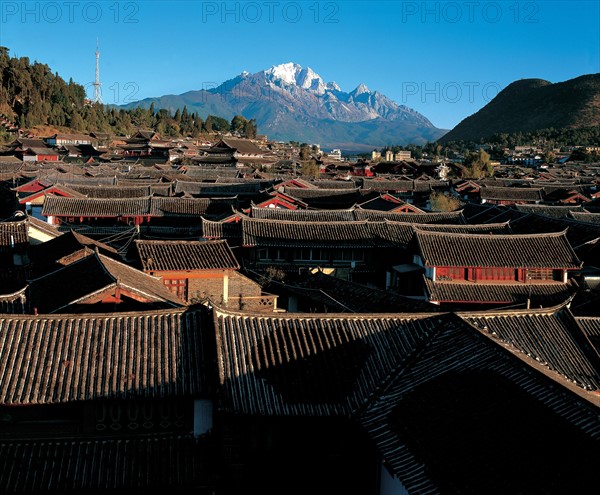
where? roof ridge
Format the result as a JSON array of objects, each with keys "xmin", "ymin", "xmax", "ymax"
[{"xmin": 414, "ymin": 228, "xmax": 568, "ymax": 238}]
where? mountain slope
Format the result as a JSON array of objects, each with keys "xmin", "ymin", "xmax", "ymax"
[
  {"xmin": 122, "ymin": 62, "xmax": 447, "ymax": 149},
  {"xmin": 439, "ymin": 74, "xmax": 600, "ymax": 142}
]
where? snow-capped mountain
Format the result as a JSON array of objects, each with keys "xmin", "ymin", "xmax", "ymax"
[
  {"xmin": 263, "ymin": 62, "xmax": 340, "ymax": 94},
  {"xmin": 122, "ymin": 62, "xmax": 447, "ymax": 149}
]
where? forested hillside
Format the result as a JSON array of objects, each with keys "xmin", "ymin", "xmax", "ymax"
[{"xmin": 0, "ymin": 47, "xmax": 255, "ymax": 139}]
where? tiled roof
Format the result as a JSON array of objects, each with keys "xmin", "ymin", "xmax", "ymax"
[
  {"xmin": 250, "ymin": 206, "xmax": 357, "ymax": 222},
  {"xmin": 181, "ymin": 166, "xmax": 241, "ymax": 180},
  {"xmin": 41, "ymin": 196, "xmax": 233, "ymax": 218},
  {"xmin": 0, "ymin": 306, "xmax": 208, "ymax": 403},
  {"xmin": 480, "ymin": 186, "xmax": 544, "ymax": 201},
  {"xmin": 575, "ymin": 316, "xmax": 600, "ymax": 354},
  {"xmin": 174, "ymin": 180, "xmax": 262, "ymax": 196},
  {"xmin": 361, "ymin": 179, "xmax": 426, "ymax": 192},
  {"xmin": 424, "ymin": 278, "xmax": 574, "ymax": 306},
  {"xmin": 26, "ymin": 215, "xmax": 62, "ymax": 238},
  {"xmin": 241, "ymin": 217, "xmax": 381, "ymax": 248},
  {"xmin": 414, "ymin": 221, "xmax": 512, "ymax": 234},
  {"xmin": 460, "ymin": 306, "xmax": 600, "ymax": 391},
  {"xmin": 0, "ymin": 286, "xmax": 27, "ymax": 314},
  {"xmin": 201, "ymin": 216, "xmax": 244, "ymax": 242},
  {"xmin": 500, "ymin": 212, "xmax": 600, "ymax": 251},
  {"xmin": 28, "ymin": 253, "xmax": 183, "ymax": 313},
  {"xmin": 514, "ymin": 204, "xmax": 585, "ymax": 218},
  {"xmin": 213, "ymin": 306, "xmax": 442, "ymax": 416},
  {"xmin": 29, "ymin": 230, "xmax": 118, "ymax": 269},
  {"xmin": 371, "ymin": 221, "xmax": 513, "ymax": 246},
  {"xmin": 42, "ymin": 196, "xmax": 151, "ymax": 217},
  {"xmin": 219, "ymin": 137, "xmax": 263, "ymax": 155},
  {"xmin": 67, "ymin": 184, "xmax": 154, "ymax": 198},
  {"xmin": 354, "ymin": 208, "xmax": 465, "ymax": 223},
  {"xmin": 359, "ymin": 313, "xmax": 600, "ymax": 494},
  {"xmin": 42, "ymin": 175, "xmax": 117, "ymax": 186},
  {"xmin": 0, "ymin": 161, "xmax": 23, "ymax": 174},
  {"xmin": 135, "ymin": 239, "xmax": 240, "ymax": 271},
  {"xmin": 415, "ymin": 230, "xmax": 581, "ymax": 268},
  {"xmin": 309, "ymin": 179, "xmax": 358, "ymax": 189},
  {"xmin": 0, "ymin": 219, "xmax": 29, "ymax": 252},
  {"xmin": 282, "ymin": 187, "xmax": 360, "ymax": 198},
  {"xmin": 274, "ymin": 271, "xmax": 440, "ymax": 313},
  {"xmin": 570, "ymin": 211, "xmax": 600, "ymax": 224},
  {"xmin": 150, "ymin": 197, "xmax": 212, "ymax": 217},
  {"xmin": 0, "ymin": 434, "xmax": 209, "ymax": 493}
]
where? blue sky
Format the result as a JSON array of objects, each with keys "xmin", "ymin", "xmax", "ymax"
[{"xmin": 1, "ymin": 1, "xmax": 598, "ymax": 130}]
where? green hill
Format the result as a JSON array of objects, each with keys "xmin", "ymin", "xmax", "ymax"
[{"xmin": 440, "ymin": 74, "xmax": 600, "ymax": 143}]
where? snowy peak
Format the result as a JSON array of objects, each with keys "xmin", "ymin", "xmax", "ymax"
[
  {"xmin": 264, "ymin": 62, "xmax": 304, "ymax": 85},
  {"xmin": 264, "ymin": 62, "xmax": 332, "ymax": 95},
  {"xmin": 352, "ymin": 83, "xmax": 370, "ymax": 96}
]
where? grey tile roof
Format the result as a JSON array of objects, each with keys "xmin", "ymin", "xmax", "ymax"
[
  {"xmin": 213, "ymin": 306, "xmax": 442, "ymax": 416},
  {"xmin": 416, "ymin": 230, "xmax": 581, "ymax": 269},
  {"xmin": 135, "ymin": 239, "xmax": 239, "ymax": 272},
  {"xmin": 0, "ymin": 306, "xmax": 208, "ymax": 403},
  {"xmin": 359, "ymin": 312, "xmax": 600, "ymax": 494},
  {"xmin": 0, "ymin": 434, "xmax": 209, "ymax": 492},
  {"xmin": 424, "ymin": 278, "xmax": 574, "ymax": 306}
]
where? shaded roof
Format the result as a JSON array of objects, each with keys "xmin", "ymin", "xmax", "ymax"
[
  {"xmin": 271, "ymin": 271, "xmax": 440, "ymax": 313},
  {"xmin": 514, "ymin": 203, "xmax": 586, "ymax": 218},
  {"xmin": 175, "ymin": 180, "xmax": 262, "ymax": 196},
  {"xmin": 213, "ymin": 305, "xmax": 443, "ymax": 416},
  {"xmin": 576, "ymin": 316, "xmax": 600, "ymax": 354},
  {"xmin": 28, "ymin": 253, "xmax": 183, "ymax": 313},
  {"xmin": 459, "ymin": 306, "xmax": 600, "ymax": 391},
  {"xmin": 359, "ymin": 313, "xmax": 600, "ymax": 493},
  {"xmin": 67, "ymin": 184, "xmax": 155, "ymax": 198},
  {"xmin": 0, "ymin": 434, "xmax": 209, "ymax": 492},
  {"xmin": 424, "ymin": 277, "xmax": 574, "ymax": 306},
  {"xmin": 354, "ymin": 208, "xmax": 465, "ymax": 223},
  {"xmin": 415, "ymin": 230, "xmax": 581, "ymax": 268},
  {"xmin": 250, "ymin": 205, "xmax": 357, "ymax": 222},
  {"xmin": 0, "ymin": 306, "xmax": 207, "ymax": 404},
  {"xmin": 28, "ymin": 229, "xmax": 118, "ymax": 268},
  {"xmin": 570, "ymin": 211, "xmax": 600, "ymax": 224},
  {"xmin": 480, "ymin": 186, "xmax": 544, "ymax": 202},
  {"xmin": 135, "ymin": 239, "xmax": 240, "ymax": 272},
  {"xmin": 216, "ymin": 138, "xmax": 263, "ymax": 155}
]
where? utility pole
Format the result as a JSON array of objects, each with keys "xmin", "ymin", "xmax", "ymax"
[{"xmin": 93, "ymin": 39, "xmax": 102, "ymax": 104}]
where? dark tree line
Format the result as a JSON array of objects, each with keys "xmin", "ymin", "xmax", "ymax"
[{"xmin": 0, "ymin": 47, "xmax": 258, "ymax": 140}]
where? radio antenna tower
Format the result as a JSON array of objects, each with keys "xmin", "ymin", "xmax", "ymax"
[{"xmin": 93, "ymin": 39, "xmax": 102, "ymax": 104}]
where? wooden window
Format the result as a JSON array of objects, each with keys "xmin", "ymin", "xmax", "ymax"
[{"xmin": 527, "ymin": 268, "xmax": 553, "ymax": 281}]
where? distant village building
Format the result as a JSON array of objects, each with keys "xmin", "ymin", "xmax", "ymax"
[
  {"xmin": 395, "ymin": 150, "xmax": 412, "ymax": 161},
  {"xmin": 371, "ymin": 150, "xmax": 381, "ymax": 161},
  {"xmin": 44, "ymin": 133, "xmax": 93, "ymax": 146},
  {"xmin": 21, "ymin": 147, "xmax": 60, "ymax": 162},
  {"xmin": 329, "ymin": 149, "xmax": 342, "ymax": 160}
]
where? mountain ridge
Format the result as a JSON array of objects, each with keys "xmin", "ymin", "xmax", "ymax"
[
  {"xmin": 121, "ymin": 62, "xmax": 448, "ymax": 149},
  {"xmin": 439, "ymin": 74, "xmax": 600, "ymax": 142}
]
